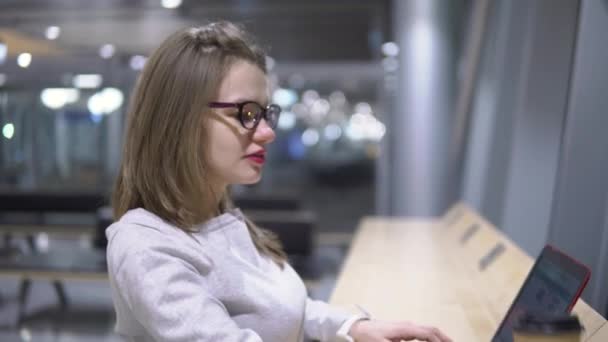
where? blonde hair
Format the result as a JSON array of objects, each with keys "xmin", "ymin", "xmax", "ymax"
[{"xmin": 113, "ymin": 21, "xmax": 287, "ymax": 266}]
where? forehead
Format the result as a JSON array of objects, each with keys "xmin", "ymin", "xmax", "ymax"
[{"xmin": 216, "ymin": 60, "xmax": 268, "ymax": 103}]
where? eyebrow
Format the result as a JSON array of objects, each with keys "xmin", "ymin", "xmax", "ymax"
[{"xmin": 219, "ymin": 97, "xmax": 269, "ymax": 105}]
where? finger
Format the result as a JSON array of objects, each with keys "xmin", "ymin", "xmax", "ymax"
[
  {"xmin": 392, "ymin": 323, "xmax": 444, "ymax": 342},
  {"xmin": 434, "ymin": 328, "xmax": 453, "ymax": 342},
  {"xmin": 424, "ymin": 326, "xmax": 446, "ymax": 342},
  {"xmin": 415, "ymin": 326, "xmax": 442, "ymax": 342},
  {"xmin": 405, "ymin": 326, "xmax": 440, "ymax": 342},
  {"xmin": 424, "ymin": 326, "xmax": 452, "ymax": 342}
]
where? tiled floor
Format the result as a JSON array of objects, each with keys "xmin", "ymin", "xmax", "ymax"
[
  {"xmin": 0, "ymin": 278, "xmax": 118, "ymax": 341},
  {"xmin": 0, "ymin": 238, "xmax": 349, "ymax": 342}
]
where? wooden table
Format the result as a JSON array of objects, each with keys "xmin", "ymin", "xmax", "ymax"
[
  {"xmin": 330, "ymin": 214, "xmax": 606, "ymax": 341},
  {"xmin": 587, "ymin": 321, "xmax": 608, "ymax": 342}
]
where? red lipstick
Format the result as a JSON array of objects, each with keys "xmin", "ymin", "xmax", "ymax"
[{"xmin": 245, "ymin": 150, "xmax": 266, "ymax": 165}]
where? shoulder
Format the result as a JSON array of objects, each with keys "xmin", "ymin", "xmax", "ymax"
[
  {"xmin": 106, "ymin": 208, "xmax": 177, "ymax": 257},
  {"xmin": 106, "ymin": 208, "xmax": 213, "ymax": 274}
]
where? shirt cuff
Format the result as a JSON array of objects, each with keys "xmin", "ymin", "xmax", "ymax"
[{"xmin": 335, "ymin": 313, "xmax": 371, "ymax": 342}]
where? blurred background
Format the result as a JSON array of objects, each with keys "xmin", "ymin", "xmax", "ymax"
[{"xmin": 0, "ymin": 0, "xmax": 607, "ymax": 340}]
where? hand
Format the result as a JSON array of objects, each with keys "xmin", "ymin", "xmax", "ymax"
[{"xmin": 348, "ymin": 319, "xmax": 453, "ymax": 342}]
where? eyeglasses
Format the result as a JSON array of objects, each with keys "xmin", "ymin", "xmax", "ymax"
[{"xmin": 208, "ymin": 101, "xmax": 282, "ymax": 130}]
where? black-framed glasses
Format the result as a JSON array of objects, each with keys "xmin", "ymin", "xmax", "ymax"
[{"xmin": 208, "ymin": 101, "xmax": 282, "ymax": 130}]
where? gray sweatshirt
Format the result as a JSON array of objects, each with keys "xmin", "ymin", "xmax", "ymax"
[{"xmin": 106, "ymin": 207, "xmax": 356, "ymax": 341}]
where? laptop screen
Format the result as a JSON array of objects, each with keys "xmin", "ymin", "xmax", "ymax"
[{"xmin": 491, "ymin": 245, "xmax": 590, "ymax": 342}]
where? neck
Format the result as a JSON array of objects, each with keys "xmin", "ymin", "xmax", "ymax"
[{"xmin": 209, "ymin": 183, "xmax": 228, "ymax": 215}]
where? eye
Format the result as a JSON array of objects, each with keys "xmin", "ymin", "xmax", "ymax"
[
  {"xmin": 241, "ymin": 102, "xmax": 261, "ymax": 124},
  {"xmin": 244, "ymin": 109, "xmax": 256, "ymax": 122}
]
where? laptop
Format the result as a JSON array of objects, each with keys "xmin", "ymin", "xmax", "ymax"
[{"xmin": 491, "ymin": 244, "xmax": 591, "ymax": 342}]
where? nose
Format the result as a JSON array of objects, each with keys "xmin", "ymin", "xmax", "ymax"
[{"xmin": 252, "ymin": 119, "xmax": 276, "ymax": 144}]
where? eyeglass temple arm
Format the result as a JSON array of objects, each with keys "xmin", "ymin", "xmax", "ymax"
[{"xmin": 208, "ymin": 102, "xmax": 239, "ymax": 108}]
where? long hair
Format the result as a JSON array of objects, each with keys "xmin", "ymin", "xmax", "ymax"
[{"xmin": 112, "ymin": 21, "xmax": 287, "ymax": 266}]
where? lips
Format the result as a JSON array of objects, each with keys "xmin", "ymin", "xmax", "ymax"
[{"xmin": 245, "ymin": 150, "xmax": 266, "ymax": 164}]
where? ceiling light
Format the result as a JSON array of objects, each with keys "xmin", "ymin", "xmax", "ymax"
[
  {"xmin": 40, "ymin": 88, "xmax": 80, "ymax": 109},
  {"xmin": 272, "ymin": 88, "xmax": 298, "ymax": 108},
  {"xmin": 324, "ymin": 124, "xmax": 342, "ymax": 141},
  {"xmin": 277, "ymin": 111, "xmax": 296, "ymax": 130},
  {"xmin": 0, "ymin": 41, "xmax": 6, "ymax": 65},
  {"xmin": 99, "ymin": 44, "xmax": 115, "ymax": 59},
  {"xmin": 45, "ymin": 26, "xmax": 61, "ymax": 40},
  {"xmin": 301, "ymin": 129, "xmax": 319, "ymax": 147},
  {"xmin": 17, "ymin": 53, "xmax": 32, "ymax": 68},
  {"xmin": 129, "ymin": 55, "xmax": 147, "ymax": 70},
  {"xmin": 302, "ymin": 90, "xmax": 319, "ymax": 106},
  {"xmin": 355, "ymin": 102, "xmax": 372, "ymax": 115},
  {"xmin": 3, "ymin": 123, "xmax": 14, "ymax": 140},
  {"xmin": 73, "ymin": 74, "xmax": 103, "ymax": 89},
  {"xmin": 161, "ymin": 0, "xmax": 182, "ymax": 9},
  {"xmin": 381, "ymin": 42, "xmax": 399, "ymax": 57},
  {"xmin": 88, "ymin": 88, "xmax": 124, "ymax": 114}
]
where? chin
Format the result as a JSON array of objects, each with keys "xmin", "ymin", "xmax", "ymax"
[{"xmin": 238, "ymin": 173, "xmax": 263, "ymax": 185}]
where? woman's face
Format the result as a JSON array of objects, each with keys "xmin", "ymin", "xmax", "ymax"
[{"xmin": 206, "ymin": 59, "xmax": 275, "ymax": 187}]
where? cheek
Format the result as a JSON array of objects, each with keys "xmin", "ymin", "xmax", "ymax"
[{"xmin": 207, "ymin": 125, "xmax": 245, "ymax": 170}]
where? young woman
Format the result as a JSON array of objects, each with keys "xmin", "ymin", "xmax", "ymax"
[{"xmin": 107, "ymin": 21, "xmax": 452, "ymax": 342}]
